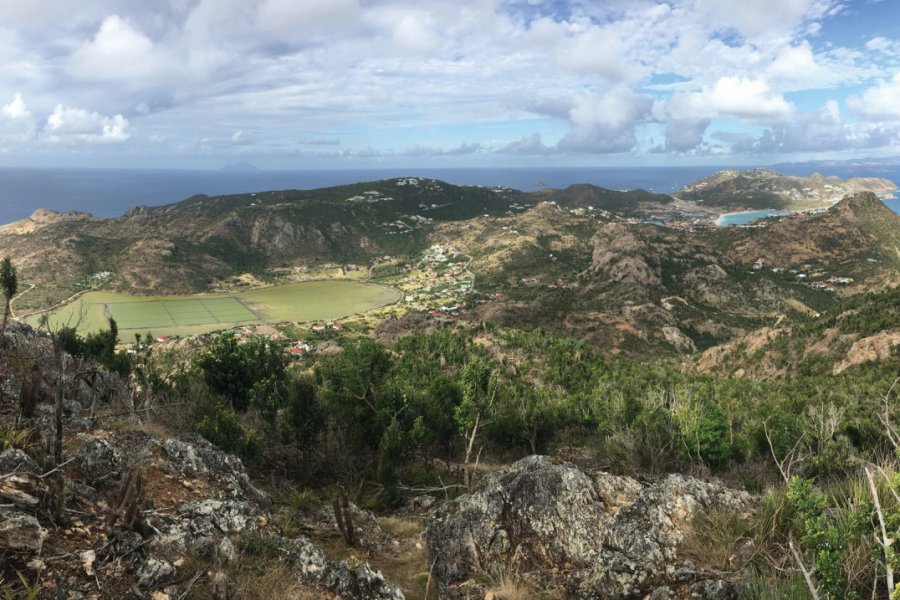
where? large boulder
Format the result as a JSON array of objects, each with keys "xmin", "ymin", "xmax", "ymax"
[
  {"xmin": 426, "ymin": 456, "xmax": 753, "ymax": 599},
  {"xmin": 427, "ymin": 455, "xmax": 606, "ymax": 584},
  {"xmin": 573, "ymin": 474, "xmax": 752, "ymax": 598}
]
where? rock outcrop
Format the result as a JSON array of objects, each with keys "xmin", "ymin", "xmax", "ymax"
[
  {"xmin": 427, "ymin": 456, "xmax": 752, "ymax": 599},
  {"xmin": 1, "ymin": 430, "xmax": 405, "ymax": 600}
]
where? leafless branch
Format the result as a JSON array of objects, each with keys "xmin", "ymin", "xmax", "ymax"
[
  {"xmin": 788, "ymin": 539, "xmax": 821, "ymax": 600},
  {"xmin": 865, "ymin": 466, "xmax": 895, "ymax": 593}
]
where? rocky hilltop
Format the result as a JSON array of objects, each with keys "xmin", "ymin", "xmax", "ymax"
[{"xmin": 677, "ymin": 168, "xmax": 896, "ymax": 211}]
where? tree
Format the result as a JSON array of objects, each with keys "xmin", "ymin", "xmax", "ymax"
[
  {"xmin": 0, "ymin": 256, "xmax": 18, "ymax": 346},
  {"xmin": 195, "ymin": 333, "xmax": 288, "ymax": 411}
]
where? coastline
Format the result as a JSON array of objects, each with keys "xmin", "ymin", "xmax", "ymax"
[{"xmin": 714, "ymin": 209, "xmax": 790, "ymax": 227}]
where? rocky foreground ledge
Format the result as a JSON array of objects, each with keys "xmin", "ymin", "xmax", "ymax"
[
  {"xmin": 427, "ymin": 456, "xmax": 754, "ymax": 599},
  {"xmin": 1, "ymin": 432, "xmax": 404, "ymax": 600}
]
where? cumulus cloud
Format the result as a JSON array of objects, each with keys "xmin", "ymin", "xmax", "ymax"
[
  {"xmin": 847, "ymin": 73, "xmax": 900, "ymax": 121},
  {"xmin": 0, "ymin": 0, "xmax": 896, "ymax": 163},
  {"xmin": 498, "ymin": 133, "xmax": 554, "ymax": 155},
  {"xmin": 557, "ymin": 88, "xmax": 654, "ymax": 153},
  {"xmin": 667, "ymin": 77, "xmax": 793, "ymax": 123},
  {"xmin": 665, "ymin": 118, "xmax": 710, "ymax": 152},
  {"xmin": 69, "ymin": 15, "xmax": 167, "ymax": 82},
  {"xmin": 231, "ymin": 129, "xmax": 255, "ymax": 145},
  {"xmin": 0, "ymin": 92, "xmax": 36, "ymax": 140},
  {"xmin": 43, "ymin": 104, "xmax": 130, "ymax": 143}
]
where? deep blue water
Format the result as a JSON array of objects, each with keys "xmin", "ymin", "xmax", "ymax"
[{"xmin": 0, "ymin": 165, "xmax": 898, "ymax": 226}]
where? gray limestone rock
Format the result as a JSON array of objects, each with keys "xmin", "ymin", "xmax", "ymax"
[
  {"xmin": 0, "ymin": 510, "xmax": 44, "ymax": 553},
  {"xmin": 77, "ymin": 438, "xmax": 123, "ymax": 485},
  {"xmin": 426, "ymin": 456, "xmax": 753, "ymax": 600},
  {"xmin": 0, "ymin": 448, "xmax": 41, "ymax": 475},
  {"xmin": 160, "ymin": 435, "xmax": 268, "ymax": 506},
  {"xmin": 427, "ymin": 455, "xmax": 606, "ymax": 584}
]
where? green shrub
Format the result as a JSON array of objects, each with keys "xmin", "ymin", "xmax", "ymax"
[{"xmin": 196, "ymin": 403, "xmax": 261, "ymax": 462}]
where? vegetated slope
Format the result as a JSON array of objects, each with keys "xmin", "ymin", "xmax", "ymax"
[
  {"xmin": 696, "ymin": 285, "xmax": 900, "ymax": 377},
  {"xmin": 530, "ymin": 183, "xmax": 673, "ymax": 212},
  {"xmin": 0, "ymin": 178, "xmax": 668, "ymax": 311},
  {"xmin": 0, "ymin": 178, "xmax": 525, "ymax": 307},
  {"xmin": 677, "ymin": 168, "xmax": 895, "ymax": 211},
  {"xmin": 455, "ymin": 193, "xmax": 898, "ymax": 356},
  {"xmin": 438, "ymin": 201, "xmax": 835, "ymax": 355},
  {"xmin": 720, "ymin": 192, "xmax": 900, "ymax": 292}
]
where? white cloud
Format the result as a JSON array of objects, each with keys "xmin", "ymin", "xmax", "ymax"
[
  {"xmin": 43, "ymin": 104, "xmax": 130, "ymax": 143},
  {"xmin": 231, "ymin": 129, "xmax": 255, "ymax": 145},
  {"xmin": 557, "ymin": 88, "xmax": 654, "ymax": 153},
  {"xmin": 665, "ymin": 118, "xmax": 710, "ymax": 152},
  {"xmin": 865, "ymin": 36, "xmax": 900, "ymax": 56},
  {"xmin": 256, "ymin": 0, "xmax": 361, "ymax": 38},
  {"xmin": 391, "ymin": 14, "xmax": 440, "ymax": 54},
  {"xmin": 498, "ymin": 133, "xmax": 553, "ymax": 154},
  {"xmin": 689, "ymin": 0, "xmax": 839, "ymax": 40},
  {"xmin": 556, "ymin": 26, "xmax": 629, "ymax": 81},
  {"xmin": 847, "ymin": 73, "xmax": 900, "ymax": 121},
  {"xmin": 0, "ymin": 92, "xmax": 36, "ymax": 140},
  {"xmin": 667, "ymin": 77, "xmax": 793, "ymax": 122},
  {"xmin": 0, "ymin": 0, "xmax": 893, "ymax": 164},
  {"xmin": 69, "ymin": 15, "xmax": 167, "ymax": 83}
]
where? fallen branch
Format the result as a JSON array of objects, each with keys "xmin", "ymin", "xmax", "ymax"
[
  {"xmin": 865, "ymin": 466, "xmax": 895, "ymax": 594},
  {"xmin": 37, "ymin": 456, "xmax": 77, "ymax": 479},
  {"xmin": 788, "ymin": 539, "xmax": 820, "ymax": 600}
]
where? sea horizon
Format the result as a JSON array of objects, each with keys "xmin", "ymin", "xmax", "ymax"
[{"xmin": 1, "ymin": 164, "xmax": 899, "ymax": 226}]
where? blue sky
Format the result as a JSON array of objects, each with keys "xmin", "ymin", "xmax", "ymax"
[{"xmin": 1, "ymin": 0, "xmax": 900, "ymax": 169}]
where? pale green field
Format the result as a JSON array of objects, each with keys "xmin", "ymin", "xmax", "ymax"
[{"xmin": 25, "ymin": 280, "xmax": 400, "ymax": 338}]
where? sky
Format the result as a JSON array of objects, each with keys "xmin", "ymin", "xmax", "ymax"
[{"xmin": 2, "ymin": 0, "xmax": 900, "ymax": 169}]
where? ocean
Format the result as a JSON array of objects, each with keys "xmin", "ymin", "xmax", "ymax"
[{"xmin": 0, "ymin": 165, "xmax": 898, "ymax": 226}]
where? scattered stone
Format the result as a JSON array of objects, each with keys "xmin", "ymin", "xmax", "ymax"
[
  {"xmin": 687, "ymin": 580, "xmax": 739, "ymax": 599},
  {"xmin": 0, "ymin": 472, "xmax": 46, "ymax": 507},
  {"xmin": 160, "ymin": 436, "xmax": 268, "ymax": 506},
  {"xmin": 427, "ymin": 455, "xmax": 606, "ymax": 585},
  {"xmin": 77, "ymin": 438, "xmax": 123, "ymax": 486},
  {"xmin": 0, "ymin": 510, "xmax": 44, "ymax": 553},
  {"xmin": 0, "ymin": 448, "xmax": 41, "ymax": 475},
  {"xmin": 280, "ymin": 537, "xmax": 405, "ymax": 600},
  {"xmin": 136, "ymin": 557, "xmax": 175, "ymax": 588}
]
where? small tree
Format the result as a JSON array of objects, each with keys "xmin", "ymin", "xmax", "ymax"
[{"xmin": 0, "ymin": 256, "xmax": 18, "ymax": 345}]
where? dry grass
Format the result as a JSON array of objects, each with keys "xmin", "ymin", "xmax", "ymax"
[
  {"xmin": 229, "ymin": 563, "xmax": 326, "ymax": 600},
  {"xmin": 485, "ymin": 576, "xmax": 533, "ymax": 600},
  {"xmin": 679, "ymin": 509, "xmax": 754, "ymax": 572},
  {"xmin": 377, "ymin": 516, "xmax": 424, "ymax": 537}
]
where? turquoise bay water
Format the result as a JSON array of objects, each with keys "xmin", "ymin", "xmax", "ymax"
[{"xmin": 716, "ymin": 210, "xmax": 790, "ymax": 227}]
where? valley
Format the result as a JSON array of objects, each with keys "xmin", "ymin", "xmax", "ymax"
[{"xmin": 1, "ymin": 168, "xmax": 898, "ymax": 600}]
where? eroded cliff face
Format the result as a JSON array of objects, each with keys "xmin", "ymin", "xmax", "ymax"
[{"xmin": 427, "ymin": 456, "xmax": 753, "ymax": 599}]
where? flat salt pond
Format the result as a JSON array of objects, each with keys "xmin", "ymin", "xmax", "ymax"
[{"xmin": 25, "ymin": 280, "xmax": 401, "ymax": 338}]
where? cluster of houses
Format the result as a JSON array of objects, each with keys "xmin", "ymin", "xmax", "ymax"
[
  {"xmin": 755, "ymin": 258, "xmax": 856, "ymax": 292},
  {"xmin": 558, "ymin": 200, "xmax": 719, "ymax": 232},
  {"xmin": 385, "ymin": 244, "xmax": 475, "ymax": 317},
  {"xmin": 74, "ymin": 270, "xmax": 114, "ymax": 290},
  {"xmin": 346, "ymin": 190, "xmax": 394, "ymax": 203}
]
